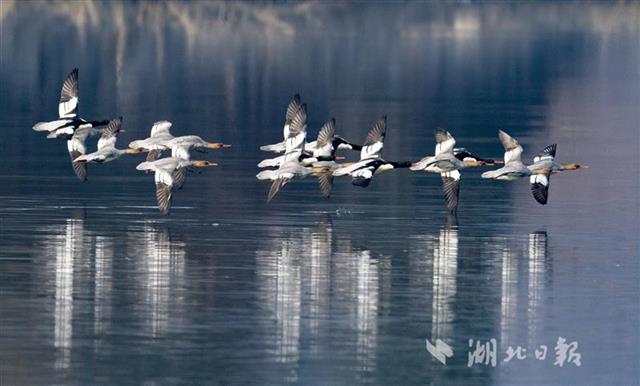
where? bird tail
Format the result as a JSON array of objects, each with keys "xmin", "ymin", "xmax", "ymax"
[
  {"xmin": 256, "ymin": 170, "xmax": 276, "ymax": 180},
  {"xmin": 257, "ymin": 157, "xmax": 282, "ymax": 168},
  {"xmin": 32, "ymin": 120, "xmax": 67, "ymax": 132}
]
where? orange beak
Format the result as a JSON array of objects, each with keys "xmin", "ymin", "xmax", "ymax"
[
  {"xmin": 335, "ymin": 156, "xmax": 346, "ymax": 161},
  {"xmin": 207, "ymin": 143, "xmax": 231, "ymax": 149}
]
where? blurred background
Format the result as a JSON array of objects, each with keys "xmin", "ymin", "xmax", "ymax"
[{"xmin": 1, "ymin": 1, "xmax": 638, "ymax": 385}]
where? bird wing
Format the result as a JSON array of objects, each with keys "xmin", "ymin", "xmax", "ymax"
[
  {"xmin": 441, "ymin": 170, "xmax": 461, "ymax": 213},
  {"xmin": 155, "ymin": 182, "xmax": 173, "ymax": 215},
  {"xmin": 150, "ymin": 121, "xmax": 172, "ymax": 137},
  {"xmin": 59, "ymin": 68, "xmax": 79, "ymax": 118},
  {"xmin": 98, "ymin": 117, "xmax": 123, "ymax": 150},
  {"xmin": 533, "ymin": 144, "xmax": 557, "ymax": 163},
  {"xmin": 435, "ymin": 128, "xmax": 456, "ymax": 156},
  {"xmin": 267, "ymin": 177, "xmax": 291, "ymax": 202},
  {"xmin": 498, "ymin": 130, "xmax": 523, "ymax": 164},
  {"xmin": 69, "ymin": 150, "xmax": 87, "ymax": 181},
  {"xmin": 284, "ymin": 94, "xmax": 302, "ymax": 124},
  {"xmin": 172, "ymin": 167, "xmax": 187, "ymax": 190},
  {"xmin": 360, "ymin": 116, "xmax": 386, "ymax": 160},
  {"xmin": 317, "ymin": 173, "xmax": 333, "ymax": 198},
  {"xmin": 530, "ymin": 172, "xmax": 551, "ymax": 205},
  {"xmin": 285, "ymin": 104, "xmax": 307, "ymax": 153},
  {"xmin": 283, "ymin": 95, "xmax": 303, "ymax": 140},
  {"xmin": 316, "ymin": 118, "xmax": 336, "ymax": 149}
]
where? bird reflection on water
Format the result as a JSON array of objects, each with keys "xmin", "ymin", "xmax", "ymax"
[
  {"xmin": 127, "ymin": 222, "xmax": 187, "ymax": 337},
  {"xmin": 254, "ymin": 214, "xmax": 386, "ymax": 383}
]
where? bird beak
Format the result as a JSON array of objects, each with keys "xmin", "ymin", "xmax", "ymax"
[
  {"xmin": 207, "ymin": 143, "xmax": 231, "ymax": 149},
  {"xmin": 193, "ymin": 160, "xmax": 218, "ymax": 167},
  {"xmin": 335, "ymin": 156, "xmax": 346, "ymax": 161},
  {"xmin": 126, "ymin": 148, "xmax": 144, "ymax": 154}
]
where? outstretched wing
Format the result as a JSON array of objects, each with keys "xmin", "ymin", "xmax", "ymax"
[
  {"xmin": 316, "ymin": 118, "xmax": 336, "ymax": 148},
  {"xmin": 267, "ymin": 177, "xmax": 291, "ymax": 202},
  {"xmin": 360, "ymin": 116, "xmax": 386, "ymax": 160},
  {"xmin": 59, "ymin": 68, "xmax": 79, "ymax": 118},
  {"xmin": 150, "ymin": 121, "xmax": 172, "ymax": 137},
  {"xmin": 172, "ymin": 167, "xmax": 187, "ymax": 190},
  {"xmin": 435, "ymin": 128, "xmax": 456, "ymax": 155},
  {"xmin": 98, "ymin": 117, "xmax": 123, "ymax": 149},
  {"xmin": 533, "ymin": 144, "xmax": 557, "ymax": 163},
  {"xmin": 530, "ymin": 172, "xmax": 551, "ymax": 205},
  {"xmin": 317, "ymin": 173, "xmax": 333, "ymax": 198},
  {"xmin": 285, "ymin": 104, "xmax": 307, "ymax": 153},
  {"xmin": 285, "ymin": 94, "xmax": 302, "ymax": 124},
  {"xmin": 69, "ymin": 150, "xmax": 87, "ymax": 181},
  {"xmin": 498, "ymin": 130, "xmax": 523, "ymax": 164},
  {"xmin": 441, "ymin": 170, "xmax": 461, "ymax": 213},
  {"xmin": 283, "ymin": 94, "xmax": 302, "ymax": 139},
  {"xmin": 155, "ymin": 182, "xmax": 173, "ymax": 215}
]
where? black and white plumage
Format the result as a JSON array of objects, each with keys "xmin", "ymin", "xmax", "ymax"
[
  {"xmin": 66, "ymin": 125, "xmax": 102, "ymax": 181},
  {"xmin": 333, "ymin": 116, "xmax": 411, "ymax": 187},
  {"xmin": 59, "ymin": 68, "xmax": 79, "ymax": 119},
  {"xmin": 410, "ymin": 129, "xmax": 501, "ymax": 212},
  {"xmin": 313, "ymin": 118, "xmax": 337, "ymax": 159},
  {"xmin": 360, "ymin": 116, "xmax": 386, "ymax": 160},
  {"xmin": 260, "ymin": 94, "xmax": 309, "ymax": 153},
  {"xmin": 258, "ymin": 117, "xmax": 361, "ymax": 169},
  {"xmin": 32, "ymin": 68, "xmax": 109, "ymax": 139},
  {"xmin": 256, "ymin": 105, "xmax": 330, "ymax": 202},
  {"xmin": 530, "ymin": 173, "xmax": 551, "ymax": 205},
  {"xmin": 310, "ymin": 119, "xmax": 362, "ymax": 162},
  {"xmin": 528, "ymin": 144, "xmax": 558, "ymax": 205}
]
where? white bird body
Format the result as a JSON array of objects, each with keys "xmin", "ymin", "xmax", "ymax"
[
  {"xmin": 481, "ymin": 130, "xmax": 532, "ymax": 180},
  {"xmin": 137, "ymin": 157, "xmax": 217, "ymax": 215},
  {"xmin": 74, "ymin": 117, "xmax": 140, "ymax": 164},
  {"xmin": 128, "ymin": 121, "xmax": 174, "ymax": 151}
]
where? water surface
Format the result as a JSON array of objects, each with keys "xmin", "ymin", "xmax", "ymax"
[{"xmin": 1, "ymin": 2, "xmax": 639, "ymax": 385}]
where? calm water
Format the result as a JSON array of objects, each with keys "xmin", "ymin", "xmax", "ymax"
[{"xmin": 1, "ymin": 2, "xmax": 639, "ymax": 385}]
